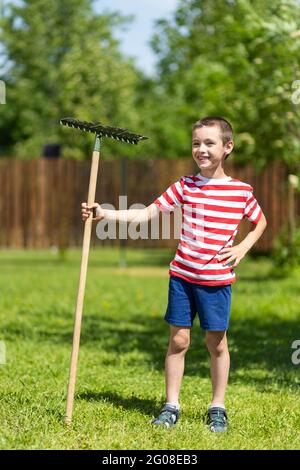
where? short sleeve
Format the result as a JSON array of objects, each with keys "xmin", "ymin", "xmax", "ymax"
[
  {"xmin": 243, "ymin": 188, "xmax": 262, "ymax": 224},
  {"xmin": 153, "ymin": 177, "xmax": 184, "ymax": 213}
]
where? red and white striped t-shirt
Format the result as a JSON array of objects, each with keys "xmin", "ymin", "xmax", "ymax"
[{"xmin": 153, "ymin": 174, "xmax": 262, "ymax": 286}]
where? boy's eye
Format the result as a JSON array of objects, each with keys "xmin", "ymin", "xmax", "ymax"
[{"xmin": 192, "ymin": 142, "xmax": 215, "ymax": 147}]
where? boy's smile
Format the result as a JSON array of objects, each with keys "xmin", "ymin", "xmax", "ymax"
[{"xmin": 192, "ymin": 126, "xmax": 234, "ymax": 178}]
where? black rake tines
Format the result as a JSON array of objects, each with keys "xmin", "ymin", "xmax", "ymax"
[{"xmin": 60, "ymin": 117, "xmax": 148, "ymax": 145}]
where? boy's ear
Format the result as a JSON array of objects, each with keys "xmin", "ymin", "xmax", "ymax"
[{"xmin": 225, "ymin": 140, "xmax": 234, "ymax": 157}]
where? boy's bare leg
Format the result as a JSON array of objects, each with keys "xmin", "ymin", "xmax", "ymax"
[
  {"xmin": 165, "ymin": 326, "xmax": 191, "ymax": 405},
  {"xmin": 205, "ymin": 330, "xmax": 230, "ymax": 407}
]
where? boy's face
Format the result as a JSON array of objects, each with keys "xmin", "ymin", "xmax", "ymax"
[{"xmin": 192, "ymin": 125, "xmax": 234, "ymax": 172}]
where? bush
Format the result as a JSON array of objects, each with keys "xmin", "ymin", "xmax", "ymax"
[{"xmin": 271, "ymin": 220, "xmax": 300, "ymax": 276}]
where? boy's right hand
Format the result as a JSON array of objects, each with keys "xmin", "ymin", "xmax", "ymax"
[{"xmin": 81, "ymin": 202, "xmax": 104, "ymax": 221}]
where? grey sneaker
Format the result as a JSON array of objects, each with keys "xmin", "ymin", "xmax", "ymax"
[
  {"xmin": 152, "ymin": 404, "xmax": 180, "ymax": 428},
  {"xmin": 207, "ymin": 407, "xmax": 228, "ymax": 433}
]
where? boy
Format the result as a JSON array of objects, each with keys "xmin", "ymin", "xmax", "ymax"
[{"xmin": 81, "ymin": 116, "xmax": 267, "ymax": 432}]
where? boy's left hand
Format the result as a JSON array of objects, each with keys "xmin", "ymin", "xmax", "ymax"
[{"xmin": 218, "ymin": 245, "xmax": 248, "ymax": 268}]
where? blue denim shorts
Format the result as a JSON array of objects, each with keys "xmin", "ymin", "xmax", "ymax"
[{"xmin": 165, "ymin": 276, "xmax": 232, "ymax": 331}]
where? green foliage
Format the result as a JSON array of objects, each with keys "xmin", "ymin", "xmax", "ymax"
[
  {"xmin": 271, "ymin": 220, "xmax": 300, "ymax": 276},
  {"xmin": 0, "ymin": 0, "xmax": 146, "ymax": 159},
  {"xmin": 149, "ymin": 0, "xmax": 300, "ymax": 166},
  {"xmin": 1, "ymin": 0, "xmax": 300, "ymax": 164}
]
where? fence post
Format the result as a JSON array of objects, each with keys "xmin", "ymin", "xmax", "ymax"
[{"xmin": 288, "ymin": 174, "xmax": 299, "ymax": 247}]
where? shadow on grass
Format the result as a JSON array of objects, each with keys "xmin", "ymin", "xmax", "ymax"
[
  {"xmin": 5, "ymin": 310, "xmax": 299, "ymax": 392},
  {"xmin": 77, "ymin": 391, "xmax": 158, "ymax": 417},
  {"xmin": 85, "ymin": 315, "xmax": 299, "ymax": 391}
]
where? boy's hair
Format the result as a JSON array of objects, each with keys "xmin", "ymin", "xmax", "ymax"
[{"xmin": 193, "ymin": 116, "xmax": 234, "ymax": 145}]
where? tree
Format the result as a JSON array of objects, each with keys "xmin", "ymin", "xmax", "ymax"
[
  {"xmin": 0, "ymin": 0, "xmax": 146, "ymax": 159},
  {"xmin": 150, "ymin": 0, "xmax": 300, "ymax": 168}
]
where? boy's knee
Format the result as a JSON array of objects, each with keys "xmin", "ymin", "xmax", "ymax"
[
  {"xmin": 206, "ymin": 332, "xmax": 228, "ymax": 356},
  {"xmin": 170, "ymin": 329, "xmax": 190, "ymax": 353}
]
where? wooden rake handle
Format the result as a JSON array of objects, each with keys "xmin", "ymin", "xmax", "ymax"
[{"xmin": 65, "ymin": 136, "xmax": 101, "ymax": 425}]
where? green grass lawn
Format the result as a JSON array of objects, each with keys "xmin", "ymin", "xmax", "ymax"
[{"xmin": 0, "ymin": 247, "xmax": 300, "ymax": 450}]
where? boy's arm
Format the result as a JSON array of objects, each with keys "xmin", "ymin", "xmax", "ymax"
[
  {"xmin": 81, "ymin": 202, "xmax": 159, "ymax": 224},
  {"xmin": 219, "ymin": 212, "xmax": 267, "ymax": 268}
]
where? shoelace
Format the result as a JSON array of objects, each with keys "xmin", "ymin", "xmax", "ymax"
[
  {"xmin": 159, "ymin": 408, "xmax": 177, "ymax": 424},
  {"xmin": 209, "ymin": 409, "xmax": 227, "ymax": 427}
]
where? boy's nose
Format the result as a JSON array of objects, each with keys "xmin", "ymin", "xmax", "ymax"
[{"xmin": 198, "ymin": 145, "xmax": 207, "ymax": 154}]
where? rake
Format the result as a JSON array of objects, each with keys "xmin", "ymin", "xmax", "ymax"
[{"xmin": 60, "ymin": 117, "xmax": 148, "ymax": 425}]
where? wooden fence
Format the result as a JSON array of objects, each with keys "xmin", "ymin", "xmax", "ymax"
[{"xmin": 0, "ymin": 157, "xmax": 295, "ymax": 252}]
